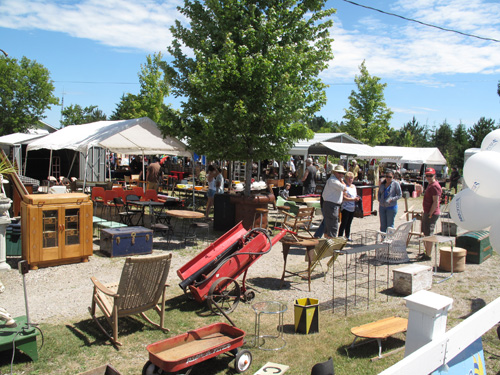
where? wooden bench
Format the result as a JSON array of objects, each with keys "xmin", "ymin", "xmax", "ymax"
[{"xmin": 350, "ymin": 316, "xmax": 408, "ymax": 360}]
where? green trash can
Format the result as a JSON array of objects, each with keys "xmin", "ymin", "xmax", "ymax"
[
  {"xmin": 6, "ymin": 228, "xmax": 22, "ymax": 256},
  {"xmin": 294, "ymin": 298, "xmax": 319, "ymax": 334}
]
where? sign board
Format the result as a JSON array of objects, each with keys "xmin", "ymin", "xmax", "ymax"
[
  {"xmin": 432, "ymin": 338, "xmax": 486, "ymax": 375},
  {"xmin": 254, "ymin": 362, "xmax": 289, "ymax": 375}
]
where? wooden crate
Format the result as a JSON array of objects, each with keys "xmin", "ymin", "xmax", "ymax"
[{"xmin": 393, "ymin": 264, "xmax": 432, "ymax": 296}]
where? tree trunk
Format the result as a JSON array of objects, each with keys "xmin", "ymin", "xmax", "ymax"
[{"xmin": 244, "ymin": 158, "xmax": 253, "ymax": 197}]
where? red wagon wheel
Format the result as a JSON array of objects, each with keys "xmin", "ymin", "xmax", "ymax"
[{"xmin": 207, "ymin": 277, "xmax": 241, "ymax": 315}]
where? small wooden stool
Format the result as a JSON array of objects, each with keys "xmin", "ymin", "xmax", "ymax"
[
  {"xmin": 439, "ymin": 246, "xmax": 467, "ymax": 272},
  {"xmin": 280, "ymin": 236, "xmax": 319, "ymax": 291},
  {"xmin": 350, "ymin": 316, "xmax": 408, "ymax": 360}
]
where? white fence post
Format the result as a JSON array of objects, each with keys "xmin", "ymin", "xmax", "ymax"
[{"xmin": 404, "ymin": 290, "xmax": 453, "ymax": 357}]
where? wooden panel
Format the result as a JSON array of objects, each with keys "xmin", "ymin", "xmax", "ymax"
[{"xmin": 351, "ymin": 317, "xmax": 408, "ymax": 339}]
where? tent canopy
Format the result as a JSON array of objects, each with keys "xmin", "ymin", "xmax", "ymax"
[
  {"xmin": 0, "ymin": 132, "xmax": 48, "ymax": 146},
  {"xmin": 27, "ymin": 117, "xmax": 190, "ymax": 156},
  {"xmin": 374, "ymin": 146, "xmax": 447, "ymax": 165},
  {"xmin": 289, "ymin": 133, "xmax": 362, "ymax": 157},
  {"xmin": 308, "ymin": 142, "xmax": 402, "ymax": 160}
]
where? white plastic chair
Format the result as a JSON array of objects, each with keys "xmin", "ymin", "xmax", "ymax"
[{"xmin": 375, "ymin": 220, "xmax": 414, "ymax": 264}]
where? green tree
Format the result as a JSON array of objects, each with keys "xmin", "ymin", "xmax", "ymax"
[
  {"xmin": 0, "ymin": 56, "xmax": 59, "ymax": 136},
  {"xmin": 60, "ymin": 104, "xmax": 107, "ymax": 126},
  {"xmin": 468, "ymin": 117, "xmax": 498, "ymax": 148},
  {"xmin": 110, "ymin": 52, "xmax": 170, "ymax": 123},
  {"xmin": 340, "ymin": 61, "xmax": 393, "ymax": 145},
  {"xmin": 432, "ymin": 121, "xmax": 453, "ymax": 160},
  {"xmin": 451, "ymin": 122, "xmax": 469, "ymax": 168},
  {"xmin": 163, "ymin": 0, "xmax": 334, "ymax": 194}
]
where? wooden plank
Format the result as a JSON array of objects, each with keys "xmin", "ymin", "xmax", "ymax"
[
  {"xmin": 351, "ymin": 317, "xmax": 408, "ymax": 340},
  {"xmin": 155, "ymin": 332, "xmax": 233, "ymax": 362}
]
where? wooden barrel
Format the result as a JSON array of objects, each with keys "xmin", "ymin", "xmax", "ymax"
[{"xmin": 439, "ymin": 246, "xmax": 467, "ymax": 272}]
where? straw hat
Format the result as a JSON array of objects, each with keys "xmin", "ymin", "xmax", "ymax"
[{"xmin": 333, "ymin": 165, "xmax": 346, "ymax": 174}]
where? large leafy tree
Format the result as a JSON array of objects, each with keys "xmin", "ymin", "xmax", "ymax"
[
  {"xmin": 0, "ymin": 56, "xmax": 59, "ymax": 136},
  {"xmin": 60, "ymin": 104, "xmax": 106, "ymax": 126},
  {"xmin": 340, "ymin": 61, "xmax": 393, "ymax": 145},
  {"xmin": 468, "ymin": 117, "xmax": 498, "ymax": 148},
  {"xmin": 432, "ymin": 121, "xmax": 453, "ymax": 160},
  {"xmin": 111, "ymin": 52, "xmax": 170, "ymax": 124},
  {"xmin": 162, "ymin": 0, "xmax": 334, "ymax": 193}
]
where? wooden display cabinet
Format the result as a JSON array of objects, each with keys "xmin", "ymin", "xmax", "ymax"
[{"xmin": 21, "ymin": 193, "xmax": 93, "ymax": 270}]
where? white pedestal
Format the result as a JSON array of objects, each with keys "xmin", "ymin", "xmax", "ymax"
[
  {"xmin": 0, "ymin": 216, "xmax": 11, "ymax": 270},
  {"xmin": 404, "ymin": 290, "xmax": 453, "ymax": 357}
]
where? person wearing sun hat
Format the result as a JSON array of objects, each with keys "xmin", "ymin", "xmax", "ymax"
[
  {"xmin": 418, "ymin": 167, "xmax": 442, "ymax": 260},
  {"xmin": 322, "ymin": 164, "xmax": 347, "ymax": 238}
]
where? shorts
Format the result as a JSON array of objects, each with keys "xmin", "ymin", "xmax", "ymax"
[
  {"xmin": 207, "ymin": 189, "xmax": 216, "ymax": 198},
  {"xmin": 422, "ymin": 213, "xmax": 439, "ymax": 236}
]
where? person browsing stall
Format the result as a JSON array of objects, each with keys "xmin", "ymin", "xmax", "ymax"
[
  {"xmin": 419, "ymin": 168, "xmax": 442, "ymax": 261},
  {"xmin": 205, "ymin": 165, "xmax": 217, "ymax": 218},
  {"xmin": 322, "ymin": 165, "xmax": 347, "ymax": 238},
  {"xmin": 301, "ymin": 157, "xmax": 317, "ymax": 195},
  {"xmin": 338, "ymin": 171, "xmax": 360, "ymax": 240},
  {"xmin": 377, "ymin": 169, "xmax": 402, "ymax": 232}
]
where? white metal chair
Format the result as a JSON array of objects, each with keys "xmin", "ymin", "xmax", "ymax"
[{"xmin": 375, "ymin": 220, "xmax": 414, "ymax": 264}]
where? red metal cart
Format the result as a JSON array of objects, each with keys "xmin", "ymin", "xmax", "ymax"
[
  {"xmin": 143, "ymin": 322, "xmax": 251, "ymax": 375},
  {"xmin": 177, "ymin": 222, "xmax": 288, "ymax": 315}
]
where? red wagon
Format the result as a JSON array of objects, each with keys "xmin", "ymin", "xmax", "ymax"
[
  {"xmin": 177, "ymin": 223, "xmax": 288, "ymax": 314},
  {"xmin": 143, "ymin": 322, "xmax": 251, "ymax": 375}
]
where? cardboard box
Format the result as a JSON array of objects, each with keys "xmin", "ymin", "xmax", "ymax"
[{"xmin": 393, "ymin": 264, "xmax": 432, "ymax": 295}]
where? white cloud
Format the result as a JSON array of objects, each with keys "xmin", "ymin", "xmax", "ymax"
[
  {"xmin": 323, "ymin": 0, "xmax": 500, "ymax": 85},
  {"xmin": 0, "ymin": 0, "xmax": 182, "ymax": 52}
]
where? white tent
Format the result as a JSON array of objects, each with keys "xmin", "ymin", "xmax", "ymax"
[
  {"xmin": 0, "ymin": 131, "xmax": 48, "ymax": 146},
  {"xmin": 289, "ymin": 133, "xmax": 362, "ymax": 159},
  {"xmin": 27, "ymin": 117, "xmax": 189, "ymax": 156},
  {"xmin": 374, "ymin": 146, "xmax": 447, "ymax": 165},
  {"xmin": 26, "ymin": 117, "xmax": 190, "ymax": 187},
  {"xmin": 308, "ymin": 142, "xmax": 402, "ymax": 160}
]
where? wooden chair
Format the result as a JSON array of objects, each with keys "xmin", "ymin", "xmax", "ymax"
[
  {"xmin": 309, "ymin": 237, "xmax": 348, "ymax": 278},
  {"xmin": 89, "ymin": 253, "xmax": 172, "ymax": 346},
  {"xmin": 282, "ymin": 206, "xmax": 315, "ymax": 239},
  {"xmin": 374, "ymin": 220, "xmax": 414, "ymax": 264}
]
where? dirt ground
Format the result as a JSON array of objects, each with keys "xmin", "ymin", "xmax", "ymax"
[{"xmin": 1, "ymin": 196, "xmax": 499, "ymax": 331}]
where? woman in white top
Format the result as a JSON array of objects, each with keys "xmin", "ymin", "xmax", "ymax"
[
  {"xmin": 338, "ymin": 172, "xmax": 360, "ymax": 239},
  {"xmin": 205, "ymin": 165, "xmax": 217, "ymax": 218}
]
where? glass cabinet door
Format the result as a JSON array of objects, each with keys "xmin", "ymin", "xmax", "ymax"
[
  {"xmin": 65, "ymin": 207, "xmax": 80, "ymax": 245},
  {"xmin": 42, "ymin": 210, "xmax": 59, "ymax": 248}
]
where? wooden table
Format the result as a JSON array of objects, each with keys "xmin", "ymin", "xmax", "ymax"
[
  {"xmin": 166, "ymin": 210, "xmax": 205, "ymax": 238},
  {"xmin": 279, "ymin": 236, "xmax": 319, "ymax": 292},
  {"xmin": 288, "ymin": 196, "xmax": 320, "ymax": 204},
  {"xmin": 350, "ymin": 316, "xmax": 408, "ymax": 360}
]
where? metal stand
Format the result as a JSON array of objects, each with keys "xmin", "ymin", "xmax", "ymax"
[
  {"xmin": 252, "ymin": 301, "xmax": 287, "ymax": 351},
  {"xmin": 419, "ymin": 235, "xmax": 454, "ymax": 283}
]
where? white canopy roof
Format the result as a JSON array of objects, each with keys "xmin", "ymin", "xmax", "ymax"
[
  {"xmin": 0, "ymin": 132, "xmax": 48, "ymax": 146},
  {"xmin": 308, "ymin": 142, "xmax": 402, "ymax": 160},
  {"xmin": 289, "ymin": 133, "xmax": 362, "ymax": 157},
  {"xmin": 27, "ymin": 117, "xmax": 190, "ymax": 156},
  {"xmin": 374, "ymin": 146, "xmax": 447, "ymax": 165}
]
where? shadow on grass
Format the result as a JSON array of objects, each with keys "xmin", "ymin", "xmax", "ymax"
[
  {"xmin": 66, "ymin": 315, "xmax": 148, "ymax": 349},
  {"xmin": 337, "ymin": 336, "xmax": 406, "ymax": 359},
  {"xmin": 247, "ymin": 277, "xmax": 283, "ymax": 291}
]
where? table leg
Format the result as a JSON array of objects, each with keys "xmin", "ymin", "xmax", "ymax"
[{"xmin": 280, "ymin": 244, "xmax": 290, "ymax": 288}]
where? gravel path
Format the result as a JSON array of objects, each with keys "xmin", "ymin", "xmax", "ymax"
[{"xmin": 1, "ymin": 199, "xmax": 498, "ymax": 325}]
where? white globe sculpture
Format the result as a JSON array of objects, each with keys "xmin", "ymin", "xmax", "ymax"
[
  {"xmin": 481, "ymin": 129, "xmax": 500, "ymax": 152},
  {"xmin": 463, "ymin": 151, "xmax": 500, "ymax": 198},
  {"xmin": 449, "ymin": 189, "xmax": 500, "ymax": 231}
]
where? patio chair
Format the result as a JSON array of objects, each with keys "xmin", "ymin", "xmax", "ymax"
[
  {"xmin": 118, "ymin": 194, "xmax": 142, "ymax": 226},
  {"xmin": 89, "ymin": 253, "xmax": 172, "ymax": 346},
  {"xmin": 102, "ymin": 190, "xmax": 122, "ymax": 219},
  {"xmin": 309, "ymin": 237, "xmax": 348, "ymax": 278},
  {"xmin": 374, "ymin": 220, "xmax": 414, "ymax": 264},
  {"xmin": 281, "ymin": 206, "xmax": 315, "ymax": 240}
]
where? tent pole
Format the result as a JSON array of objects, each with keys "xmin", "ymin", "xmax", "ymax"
[
  {"xmin": 48, "ymin": 149, "xmax": 53, "ymax": 178},
  {"xmin": 192, "ymin": 159, "xmax": 195, "ymax": 211},
  {"xmin": 67, "ymin": 152, "xmax": 77, "ymax": 178},
  {"xmin": 83, "ymin": 152, "xmax": 89, "ymax": 193},
  {"xmin": 142, "ymin": 151, "xmax": 146, "ymax": 192}
]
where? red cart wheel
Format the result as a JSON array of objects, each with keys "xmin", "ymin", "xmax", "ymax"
[
  {"xmin": 234, "ymin": 349, "xmax": 252, "ymax": 373},
  {"xmin": 207, "ymin": 277, "xmax": 241, "ymax": 315}
]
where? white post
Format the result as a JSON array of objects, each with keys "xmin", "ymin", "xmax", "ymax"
[{"xmin": 404, "ymin": 290, "xmax": 453, "ymax": 357}]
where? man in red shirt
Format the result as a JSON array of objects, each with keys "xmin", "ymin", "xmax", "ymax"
[{"xmin": 419, "ymin": 167, "xmax": 442, "ymax": 260}]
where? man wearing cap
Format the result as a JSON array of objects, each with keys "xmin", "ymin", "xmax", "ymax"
[
  {"xmin": 419, "ymin": 168, "xmax": 442, "ymax": 260},
  {"xmin": 322, "ymin": 165, "xmax": 347, "ymax": 238},
  {"xmin": 301, "ymin": 157, "xmax": 317, "ymax": 195},
  {"xmin": 349, "ymin": 159, "xmax": 359, "ymax": 179}
]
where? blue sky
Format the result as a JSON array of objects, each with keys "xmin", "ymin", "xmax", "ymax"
[{"xmin": 1, "ymin": 0, "xmax": 499, "ymax": 132}]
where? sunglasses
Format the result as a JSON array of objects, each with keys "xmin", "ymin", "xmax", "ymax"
[
  {"xmin": 425, "ymin": 174, "xmax": 434, "ymax": 178},
  {"xmin": 385, "ymin": 175, "xmax": 393, "ymax": 178}
]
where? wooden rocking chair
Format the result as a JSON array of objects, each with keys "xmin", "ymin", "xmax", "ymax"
[{"xmin": 89, "ymin": 253, "xmax": 172, "ymax": 346}]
